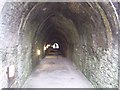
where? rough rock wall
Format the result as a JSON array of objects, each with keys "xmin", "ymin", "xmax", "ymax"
[
  {"xmin": 70, "ymin": 3, "xmax": 119, "ymax": 88},
  {"xmin": 0, "ymin": 2, "xmax": 38, "ymax": 88}
]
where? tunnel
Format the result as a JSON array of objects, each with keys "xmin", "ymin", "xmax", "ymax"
[{"xmin": 0, "ymin": 1, "xmax": 119, "ymax": 89}]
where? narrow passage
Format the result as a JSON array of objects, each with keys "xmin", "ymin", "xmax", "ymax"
[{"xmin": 23, "ymin": 55, "xmax": 93, "ymax": 88}]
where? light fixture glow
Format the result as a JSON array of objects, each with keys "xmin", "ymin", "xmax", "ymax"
[
  {"xmin": 44, "ymin": 46, "xmax": 47, "ymax": 51},
  {"xmin": 37, "ymin": 50, "xmax": 40, "ymax": 55}
]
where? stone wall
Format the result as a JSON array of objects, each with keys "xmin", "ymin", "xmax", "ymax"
[
  {"xmin": 71, "ymin": 3, "xmax": 119, "ymax": 88},
  {"xmin": 0, "ymin": 2, "xmax": 39, "ymax": 88},
  {"xmin": 116, "ymin": 2, "xmax": 120, "ymax": 90}
]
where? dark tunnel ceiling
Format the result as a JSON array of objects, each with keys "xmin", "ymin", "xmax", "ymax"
[
  {"xmin": 25, "ymin": 2, "xmax": 118, "ymax": 56},
  {"xmin": 29, "ymin": 2, "xmax": 106, "ymax": 39}
]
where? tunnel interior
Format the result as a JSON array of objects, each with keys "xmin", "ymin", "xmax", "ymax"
[{"xmin": 0, "ymin": 2, "xmax": 119, "ymax": 88}]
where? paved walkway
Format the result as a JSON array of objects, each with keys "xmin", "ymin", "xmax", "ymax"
[{"xmin": 23, "ymin": 56, "xmax": 93, "ymax": 88}]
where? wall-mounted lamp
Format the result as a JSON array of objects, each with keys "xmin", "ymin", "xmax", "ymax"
[{"xmin": 37, "ymin": 49, "xmax": 41, "ymax": 55}]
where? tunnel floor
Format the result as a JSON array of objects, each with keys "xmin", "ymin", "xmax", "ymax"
[{"xmin": 23, "ymin": 55, "xmax": 93, "ymax": 88}]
